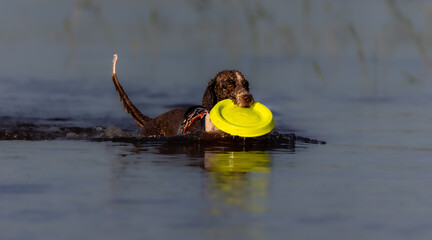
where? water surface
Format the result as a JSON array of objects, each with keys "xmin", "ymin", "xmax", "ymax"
[{"xmin": 1, "ymin": 1, "xmax": 432, "ymax": 239}]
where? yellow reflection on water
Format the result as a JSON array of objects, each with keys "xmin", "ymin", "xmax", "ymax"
[{"xmin": 205, "ymin": 151, "xmax": 271, "ymax": 214}]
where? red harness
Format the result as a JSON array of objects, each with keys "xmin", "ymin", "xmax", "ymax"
[{"xmin": 177, "ymin": 106, "xmax": 208, "ymax": 134}]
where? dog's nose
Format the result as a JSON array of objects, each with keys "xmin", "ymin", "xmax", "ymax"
[{"xmin": 241, "ymin": 94, "xmax": 254, "ymax": 107}]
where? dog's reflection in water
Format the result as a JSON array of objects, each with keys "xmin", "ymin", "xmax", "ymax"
[{"xmin": 109, "ymin": 140, "xmax": 273, "ymax": 215}]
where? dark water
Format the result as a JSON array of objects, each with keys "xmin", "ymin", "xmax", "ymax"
[{"xmin": 1, "ymin": 1, "xmax": 432, "ymax": 239}]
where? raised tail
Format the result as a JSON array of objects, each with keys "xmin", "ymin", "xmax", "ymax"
[{"xmin": 112, "ymin": 54, "xmax": 151, "ymax": 128}]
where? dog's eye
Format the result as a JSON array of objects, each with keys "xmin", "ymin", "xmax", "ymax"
[{"xmin": 223, "ymin": 81, "xmax": 235, "ymax": 89}]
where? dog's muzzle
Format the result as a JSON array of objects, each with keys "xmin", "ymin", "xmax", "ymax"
[{"xmin": 236, "ymin": 93, "xmax": 254, "ymax": 108}]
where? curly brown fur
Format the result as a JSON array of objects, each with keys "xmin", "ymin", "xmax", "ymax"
[{"xmin": 202, "ymin": 70, "xmax": 254, "ymax": 110}]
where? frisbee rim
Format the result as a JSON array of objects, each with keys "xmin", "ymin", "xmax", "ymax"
[{"xmin": 209, "ymin": 99, "xmax": 275, "ymax": 137}]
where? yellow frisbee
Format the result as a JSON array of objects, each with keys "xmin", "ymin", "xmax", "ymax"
[{"xmin": 209, "ymin": 99, "xmax": 275, "ymax": 137}]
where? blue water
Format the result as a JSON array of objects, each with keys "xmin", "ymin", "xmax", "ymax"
[{"xmin": 1, "ymin": 1, "xmax": 432, "ymax": 239}]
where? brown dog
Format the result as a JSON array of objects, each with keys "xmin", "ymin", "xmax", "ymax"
[{"xmin": 111, "ymin": 54, "xmax": 254, "ymax": 137}]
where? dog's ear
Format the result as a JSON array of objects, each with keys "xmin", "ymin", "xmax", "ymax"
[{"xmin": 202, "ymin": 79, "xmax": 217, "ymax": 110}]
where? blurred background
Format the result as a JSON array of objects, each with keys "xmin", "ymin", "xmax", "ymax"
[{"xmin": 0, "ymin": 0, "xmax": 431, "ymax": 139}]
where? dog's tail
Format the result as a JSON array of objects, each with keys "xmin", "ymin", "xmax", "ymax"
[{"xmin": 112, "ymin": 54, "xmax": 151, "ymax": 128}]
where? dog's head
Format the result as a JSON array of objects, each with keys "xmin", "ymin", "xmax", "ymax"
[{"xmin": 202, "ymin": 70, "xmax": 254, "ymax": 110}]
